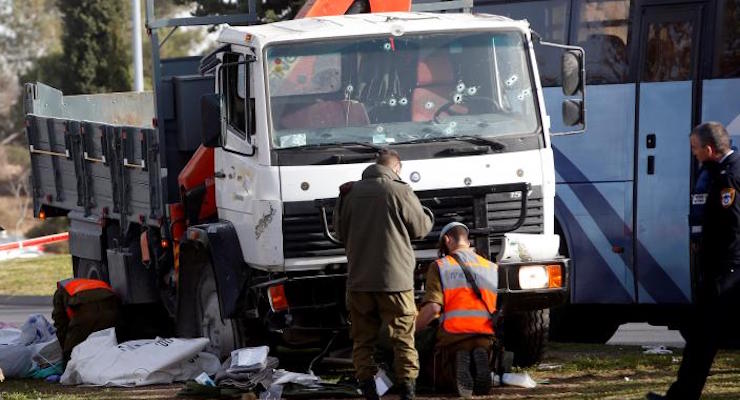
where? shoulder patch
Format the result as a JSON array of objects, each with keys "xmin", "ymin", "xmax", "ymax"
[{"xmin": 721, "ymin": 188, "xmax": 736, "ymax": 208}]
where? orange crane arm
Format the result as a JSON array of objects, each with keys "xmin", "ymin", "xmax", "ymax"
[{"xmin": 295, "ymin": 0, "xmax": 411, "ymax": 18}]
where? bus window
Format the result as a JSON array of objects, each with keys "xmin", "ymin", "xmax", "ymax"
[
  {"xmin": 643, "ymin": 21, "xmax": 694, "ymax": 82},
  {"xmin": 475, "ymin": 0, "xmax": 570, "ymax": 87},
  {"xmin": 713, "ymin": 0, "xmax": 739, "ymax": 78},
  {"xmin": 572, "ymin": 0, "xmax": 632, "ymax": 84}
]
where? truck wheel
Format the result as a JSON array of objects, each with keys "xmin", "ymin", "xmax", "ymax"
[
  {"xmin": 196, "ymin": 265, "xmax": 238, "ymax": 360},
  {"xmin": 72, "ymin": 256, "xmax": 109, "ymax": 283},
  {"xmin": 504, "ymin": 309, "xmax": 549, "ymax": 367}
]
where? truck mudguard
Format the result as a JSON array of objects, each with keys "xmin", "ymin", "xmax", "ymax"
[{"xmin": 182, "ymin": 221, "xmax": 250, "ymax": 319}]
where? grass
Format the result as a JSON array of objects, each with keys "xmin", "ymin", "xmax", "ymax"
[
  {"xmin": 0, "ymin": 254, "xmax": 72, "ymax": 296},
  {"xmin": 1, "ymin": 344, "xmax": 739, "ymax": 399}
]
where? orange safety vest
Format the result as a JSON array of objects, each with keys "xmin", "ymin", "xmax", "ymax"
[
  {"xmin": 57, "ymin": 278, "xmax": 114, "ymax": 318},
  {"xmin": 436, "ymin": 250, "xmax": 498, "ymax": 335}
]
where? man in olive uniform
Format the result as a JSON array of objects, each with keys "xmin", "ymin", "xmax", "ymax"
[
  {"xmin": 52, "ymin": 278, "xmax": 120, "ymax": 362},
  {"xmin": 648, "ymin": 122, "xmax": 740, "ymax": 400},
  {"xmin": 334, "ymin": 149, "xmax": 433, "ymax": 400}
]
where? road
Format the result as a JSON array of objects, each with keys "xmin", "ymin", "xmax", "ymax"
[
  {"xmin": 0, "ymin": 299, "xmax": 686, "ymax": 348},
  {"xmin": 0, "ymin": 302, "xmax": 52, "ymax": 327}
]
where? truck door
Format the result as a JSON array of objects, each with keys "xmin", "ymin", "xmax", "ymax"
[
  {"xmin": 634, "ymin": 3, "xmax": 702, "ymax": 304},
  {"xmin": 215, "ymin": 51, "xmax": 258, "ymax": 244}
]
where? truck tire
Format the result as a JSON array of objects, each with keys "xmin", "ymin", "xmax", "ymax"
[
  {"xmin": 72, "ymin": 256, "xmax": 109, "ymax": 283},
  {"xmin": 196, "ymin": 265, "xmax": 239, "ymax": 360},
  {"xmin": 504, "ymin": 309, "xmax": 549, "ymax": 367}
]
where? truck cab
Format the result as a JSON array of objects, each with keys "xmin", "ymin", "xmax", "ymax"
[{"xmin": 183, "ymin": 12, "xmax": 578, "ymax": 363}]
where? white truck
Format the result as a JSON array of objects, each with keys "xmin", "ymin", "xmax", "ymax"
[{"xmin": 24, "ymin": 1, "xmax": 584, "ymax": 366}]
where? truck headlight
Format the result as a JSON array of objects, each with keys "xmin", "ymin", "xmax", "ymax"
[
  {"xmin": 518, "ymin": 265, "xmax": 549, "ymax": 289},
  {"xmin": 518, "ymin": 264, "xmax": 564, "ymax": 289}
]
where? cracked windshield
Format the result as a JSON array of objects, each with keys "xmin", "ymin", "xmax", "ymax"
[{"xmin": 266, "ymin": 31, "xmax": 539, "ymax": 149}]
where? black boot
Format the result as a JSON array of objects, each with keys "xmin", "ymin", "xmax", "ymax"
[
  {"xmin": 398, "ymin": 379, "xmax": 416, "ymax": 400},
  {"xmin": 472, "ymin": 347, "xmax": 492, "ymax": 395},
  {"xmin": 359, "ymin": 379, "xmax": 379, "ymax": 400},
  {"xmin": 455, "ymin": 350, "xmax": 474, "ymax": 398}
]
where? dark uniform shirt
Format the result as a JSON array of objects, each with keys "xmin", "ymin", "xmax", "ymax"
[
  {"xmin": 690, "ymin": 165, "xmax": 712, "ymax": 242},
  {"xmin": 701, "ymin": 151, "xmax": 740, "ymax": 275}
]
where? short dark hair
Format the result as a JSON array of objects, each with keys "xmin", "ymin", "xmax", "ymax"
[
  {"xmin": 376, "ymin": 149, "xmax": 401, "ymax": 167},
  {"xmin": 691, "ymin": 122, "xmax": 730, "ymax": 152},
  {"xmin": 437, "ymin": 226, "xmax": 469, "ymax": 257}
]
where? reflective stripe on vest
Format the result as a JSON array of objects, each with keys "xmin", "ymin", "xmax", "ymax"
[
  {"xmin": 60, "ymin": 278, "xmax": 113, "ymax": 297},
  {"xmin": 58, "ymin": 278, "xmax": 113, "ymax": 319},
  {"xmin": 437, "ymin": 250, "xmax": 498, "ymax": 335}
]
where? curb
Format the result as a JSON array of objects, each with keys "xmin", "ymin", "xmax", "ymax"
[{"xmin": 0, "ymin": 295, "xmax": 53, "ymax": 306}]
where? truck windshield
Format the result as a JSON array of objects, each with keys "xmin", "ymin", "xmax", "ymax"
[{"xmin": 266, "ymin": 31, "xmax": 539, "ymax": 149}]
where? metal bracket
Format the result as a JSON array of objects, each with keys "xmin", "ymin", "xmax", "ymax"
[
  {"xmin": 317, "ymin": 203, "xmax": 343, "ymax": 246},
  {"xmin": 123, "ymin": 158, "xmax": 146, "ymax": 169},
  {"xmin": 83, "ymin": 152, "xmax": 106, "ymax": 163},
  {"xmin": 29, "ymin": 145, "xmax": 69, "ymax": 158}
]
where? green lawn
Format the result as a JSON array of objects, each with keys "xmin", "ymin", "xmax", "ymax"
[
  {"xmin": 0, "ymin": 254, "xmax": 72, "ymax": 296},
  {"xmin": 1, "ymin": 343, "xmax": 739, "ymax": 399}
]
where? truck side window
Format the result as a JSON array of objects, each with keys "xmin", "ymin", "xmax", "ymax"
[{"xmin": 224, "ymin": 53, "xmax": 247, "ymax": 138}]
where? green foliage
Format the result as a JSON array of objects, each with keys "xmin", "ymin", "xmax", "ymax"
[
  {"xmin": 170, "ymin": 0, "xmax": 307, "ymax": 21},
  {"xmin": 57, "ymin": 0, "xmax": 132, "ymax": 94},
  {"xmin": 25, "ymin": 217, "xmax": 70, "ymax": 239},
  {"xmin": 24, "ymin": 217, "xmax": 70, "ymax": 253}
]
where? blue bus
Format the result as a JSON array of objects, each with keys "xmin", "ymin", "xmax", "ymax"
[{"xmin": 472, "ymin": 0, "xmax": 740, "ymax": 340}]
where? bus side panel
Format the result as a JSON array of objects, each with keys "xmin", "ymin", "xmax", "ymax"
[
  {"xmin": 555, "ymin": 182, "xmax": 635, "ymax": 304},
  {"xmin": 702, "ymin": 79, "xmax": 740, "ymax": 142},
  {"xmin": 547, "ymin": 85, "xmax": 637, "ymax": 304}
]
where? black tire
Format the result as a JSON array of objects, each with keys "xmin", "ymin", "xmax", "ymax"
[
  {"xmin": 196, "ymin": 265, "xmax": 239, "ymax": 360},
  {"xmin": 504, "ymin": 309, "xmax": 549, "ymax": 367},
  {"xmin": 72, "ymin": 256, "xmax": 109, "ymax": 283}
]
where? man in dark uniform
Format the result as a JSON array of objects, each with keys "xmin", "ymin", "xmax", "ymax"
[
  {"xmin": 648, "ymin": 122, "xmax": 740, "ymax": 400},
  {"xmin": 334, "ymin": 149, "xmax": 433, "ymax": 400}
]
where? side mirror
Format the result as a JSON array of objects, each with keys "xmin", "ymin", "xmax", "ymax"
[
  {"xmin": 562, "ymin": 99, "xmax": 584, "ymax": 127},
  {"xmin": 539, "ymin": 38, "xmax": 586, "ymax": 136},
  {"xmin": 201, "ymin": 93, "xmax": 221, "ymax": 148},
  {"xmin": 561, "ymin": 50, "xmax": 583, "ymax": 96}
]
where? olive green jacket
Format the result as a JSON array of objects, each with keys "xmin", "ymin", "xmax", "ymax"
[{"xmin": 334, "ymin": 164, "xmax": 433, "ymax": 292}]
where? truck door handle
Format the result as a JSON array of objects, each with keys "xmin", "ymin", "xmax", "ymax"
[
  {"xmin": 646, "ymin": 133, "xmax": 656, "ymax": 149},
  {"xmin": 214, "ymin": 170, "xmax": 226, "ymax": 179},
  {"xmin": 647, "ymin": 156, "xmax": 655, "ymax": 175}
]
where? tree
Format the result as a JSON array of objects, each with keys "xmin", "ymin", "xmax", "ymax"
[
  {"xmin": 57, "ymin": 0, "xmax": 131, "ymax": 94},
  {"xmin": 0, "ymin": 0, "xmax": 62, "ymax": 142},
  {"xmin": 169, "ymin": 0, "xmax": 306, "ymax": 22},
  {"xmin": 0, "ymin": 0, "xmax": 62, "ymax": 73}
]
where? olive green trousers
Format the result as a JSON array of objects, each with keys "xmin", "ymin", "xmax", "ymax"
[{"xmin": 348, "ymin": 290, "xmax": 419, "ymax": 382}]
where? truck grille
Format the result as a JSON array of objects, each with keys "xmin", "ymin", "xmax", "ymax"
[{"xmin": 282, "ymin": 185, "xmax": 544, "ymax": 259}]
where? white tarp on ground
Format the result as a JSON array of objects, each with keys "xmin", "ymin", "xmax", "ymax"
[
  {"xmin": 60, "ymin": 328, "xmax": 220, "ymax": 387},
  {"xmin": 0, "ymin": 314, "xmax": 61, "ymax": 378}
]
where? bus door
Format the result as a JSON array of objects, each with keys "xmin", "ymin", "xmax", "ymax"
[{"xmin": 634, "ymin": 3, "xmax": 703, "ymax": 304}]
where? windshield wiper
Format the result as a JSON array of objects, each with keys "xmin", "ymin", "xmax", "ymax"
[
  {"xmin": 394, "ymin": 135, "xmax": 505, "ymax": 151},
  {"xmin": 290, "ymin": 141, "xmax": 384, "ymax": 152},
  {"xmin": 454, "ymin": 135, "xmax": 506, "ymax": 151}
]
